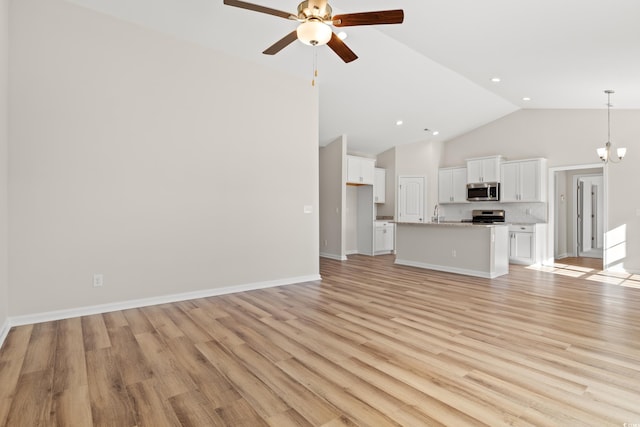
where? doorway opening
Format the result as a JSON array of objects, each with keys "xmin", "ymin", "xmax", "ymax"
[
  {"xmin": 575, "ymin": 174, "xmax": 604, "ymax": 259},
  {"xmin": 548, "ymin": 164, "xmax": 605, "ymax": 270}
]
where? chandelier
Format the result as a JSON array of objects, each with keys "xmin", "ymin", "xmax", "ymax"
[{"xmin": 597, "ymin": 90, "xmax": 627, "ymax": 163}]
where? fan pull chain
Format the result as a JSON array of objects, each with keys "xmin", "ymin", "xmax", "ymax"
[{"xmin": 312, "ymin": 47, "xmax": 318, "ymax": 87}]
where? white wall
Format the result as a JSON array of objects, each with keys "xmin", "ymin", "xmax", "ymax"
[
  {"xmin": 555, "ymin": 170, "xmax": 568, "ymax": 258},
  {"xmin": 319, "ymin": 136, "xmax": 346, "ymax": 260},
  {"xmin": 8, "ymin": 0, "xmax": 319, "ymax": 317},
  {"xmin": 444, "ymin": 109, "xmax": 640, "ymax": 272},
  {"xmin": 345, "ymin": 186, "xmax": 358, "ymax": 254},
  {"xmin": 396, "ymin": 140, "xmax": 444, "ymax": 222},
  {"xmin": 0, "ymin": 0, "xmax": 9, "ymax": 338},
  {"xmin": 375, "ymin": 147, "xmax": 396, "ymax": 218}
]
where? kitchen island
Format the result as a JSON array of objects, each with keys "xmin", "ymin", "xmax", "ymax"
[{"xmin": 395, "ymin": 222, "xmax": 509, "ymax": 278}]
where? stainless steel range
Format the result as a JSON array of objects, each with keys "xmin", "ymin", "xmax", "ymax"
[{"xmin": 471, "ymin": 209, "xmax": 505, "ymax": 224}]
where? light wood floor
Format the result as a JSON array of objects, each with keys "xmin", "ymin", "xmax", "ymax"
[
  {"xmin": 555, "ymin": 256, "xmax": 603, "ymax": 270},
  {"xmin": 1, "ymin": 255, "xmax": 640, "ymax": 426}
]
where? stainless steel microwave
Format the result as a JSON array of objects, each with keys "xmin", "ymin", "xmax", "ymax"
[{"xmin": 467, "ymin": 182, "xmax": 500, "ymax": 201}]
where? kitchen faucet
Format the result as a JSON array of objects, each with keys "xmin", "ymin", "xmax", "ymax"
[{"xmin": 433, "ymin": 204, "xmax": 439, "ymax": 223}]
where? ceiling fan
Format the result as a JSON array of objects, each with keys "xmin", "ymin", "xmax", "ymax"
[{"xmin": 223, "ymin": 0, "xmax": 404, "ymax": 63}]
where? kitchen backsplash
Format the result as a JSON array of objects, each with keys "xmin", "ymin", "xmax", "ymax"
[{"xmin": 439, "ymin": 202, "xmax": 547, "ymax": 224}]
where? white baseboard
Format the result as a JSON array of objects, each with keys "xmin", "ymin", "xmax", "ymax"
[
  {"xmin": 395, "ymin": 258, "xmax": 507, "ymax": 279},
  {"xmin": 0, "ymin": 318, "xmax": 9, "ymax": 350},
  {"xmin": 320, "ymin": 252, "xmax": 347, "ymax": 261},
  {"xmin": 555, "ymin": 253, "xmax": 569, "ymax": 260},
  {"xmin": 7, "ymin": 274, "xmax": 321, "ymax": 329}
]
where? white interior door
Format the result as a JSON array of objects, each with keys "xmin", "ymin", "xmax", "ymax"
[
  {"xmin": 398, "ymin": 176, "xmax": 425, "ymax": 223},
  {"xmin": 577, "ymin": 175, "xmax": 604, "ymax": 256},
  {"xmin": 592, "ymin": 176, "xmax": 604, "ymax": 249},
  {"xmin": 580, "ymin": 179, "xmax": 593, "ymax": 253}
]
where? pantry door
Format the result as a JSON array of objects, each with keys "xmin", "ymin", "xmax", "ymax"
[{"xmin": 397, "ymin": 176, "xmax": 425, "ymax": 223}]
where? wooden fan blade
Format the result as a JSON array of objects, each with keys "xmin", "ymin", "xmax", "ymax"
[
  {"xmin": 263, "ymin": 31, "xmax": 298, "ymax": 55},
  {"xmin": 333, "ymin": 10, "xmax": 404, "ymax": 27},
  {"xmin": 327, "ymin": 33, "xmax": 358, "ymax": 63},
  {"xmin": 223, "ymin": 0, "xmax": 294, "ymax": 20}
]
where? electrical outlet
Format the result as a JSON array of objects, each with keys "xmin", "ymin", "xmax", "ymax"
[
  {"xmin": 93, "ymin": 273, "xmax": 103, "ymax": 287},
  {"xmin": 452, "ymin": 249, "xmax": 457, "ymax": 258}
]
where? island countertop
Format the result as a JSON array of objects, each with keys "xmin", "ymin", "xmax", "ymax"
[{"xmin": 394, "ymin": 221, "xmax": 508, "ymax": 228}]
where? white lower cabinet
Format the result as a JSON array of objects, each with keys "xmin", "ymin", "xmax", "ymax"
[
  {"xmin": 375, "ymin": 222, "xmax": 395, "ymax": 254},
  {"xmin": 508, "ymin": 224, "xmax": 546, "ymax": 265}
]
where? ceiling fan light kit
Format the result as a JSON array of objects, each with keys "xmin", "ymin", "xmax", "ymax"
[
  {"xmin": 297, "ymin": 20, "xmax": 332, "ymax": 46},
  {"xmin": 223, "ymin": 0, "xmax": 404, "ymax": 63}
]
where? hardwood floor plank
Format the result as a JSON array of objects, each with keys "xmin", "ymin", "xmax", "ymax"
[
  {"xmin": 4, "ymin": 370, "xmax": 55, "ymax": 427},
  {"xmin": 127, "ymin": 379, "xmax": 182, "ymax": 427},
  {"xmin": 0, "ymin": 325, "xmax": 34, "ymax": 426},
  {"xmin": 168, "ymin": 389, "xmax": 223, "ymax": 427},
  {"xmin": 162, "ymin": 304, "xmax": 215, "ymax": 343},
  {"xmin": 195, "ymin": 340, "xmax": 291, "ymax": 419},
  {"xmin": 82, "ymin": 314, "xmax": 111, "ymax": 351},
  {"xmin": 85, "ymin": 348, "xmax": 137, "ymax": 427},
  {"xmin": 140, "ymin": 304, "xmax": 185, "ymax": 340},
  {"xmin": 133, "ymin": 331, "xmax": 198, "ymax": 399},
  {"xmin": 1, "ymin": 254, "xmax": 640, "ymax": 426},
  {"xmin": 107, "ymin": 325, "xmax": 154, "ymax": 386},
  {"xmin": 50, "ymin": 385, "xmax": 94, "ymax": 427},
  {"xmin": 276, "ymin": 357, "xmax": 402, "ymax": 427},
  {"xmin": 21, "ymin": 321, "xmax": 58, "ymax": 374},
  {"xmin": 122, "ymin": 307, "xmax": 156, "ymax": 335},
  {"xmin": 228, "ymin": 342, "xmax": 342, "ymax": 426},
  {"xmin": 53, "ymin": 317, "xmax": 88, "ymax": 393},
  {"xmin": 210, "ymin": 397, "xmax": 270, "ymax": 427},
  {"xmin": 0, "ymin": 324, "xmax": 33, "ymax": 362},
  {"xmin": 163, "ymin": 335, "xmax": 233, "ymax": 395}
]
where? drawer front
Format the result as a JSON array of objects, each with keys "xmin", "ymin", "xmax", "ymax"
[{"xmin": 509, "ymin": 224, "xmax": 535, "ymax": 233}]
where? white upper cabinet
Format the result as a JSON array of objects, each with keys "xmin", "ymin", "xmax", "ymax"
[
  {"xmin": 347, "ymin": 155, "xmax": 375, "ymax": 185},
  {"xmin": 500, "ymin": 158, "xmax": 547, "ymax": 202},
  {"xmin": 374, "ymin": 168, "xmax": 386, "ymax": 203},
  {"xmin": 466, "ymin": 156, "xmax": 503, "ymax": 183},
  {"xmin": 438, "ymin": 167, "xmax": 468, "ymax": 203}
]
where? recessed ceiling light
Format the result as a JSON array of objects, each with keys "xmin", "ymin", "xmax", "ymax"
[
  {"xmin": 522, "ymin": 97, "xmax": 531, "ymax": 101},
  {"xmin": 396, "ymin": 120, "xmax": 403, "ymax": 126},
  {"xmin": 432, "ymin": 131, "xmax": 440, "ymax": 136},
  {"xmin": 337, "ymin": 31, "xmax": 348, "ymax": 40},
  {"xmin": 491, "ymin": 77, "xmax": 501, "ymax": 83}
]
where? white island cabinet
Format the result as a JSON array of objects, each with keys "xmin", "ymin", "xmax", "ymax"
[{"xmin": 395, "ymin": 223, "xmax": 509, "ymax": 278}]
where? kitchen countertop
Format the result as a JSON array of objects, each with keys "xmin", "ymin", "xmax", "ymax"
[{"xmin": 395, "ymin": 221, "xmax": 507, "ymax": 228}]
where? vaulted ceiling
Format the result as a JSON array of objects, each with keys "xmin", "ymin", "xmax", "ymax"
[{"xmin": 67, "ymin": 0, "xmax": 640, "ymax": 155}]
